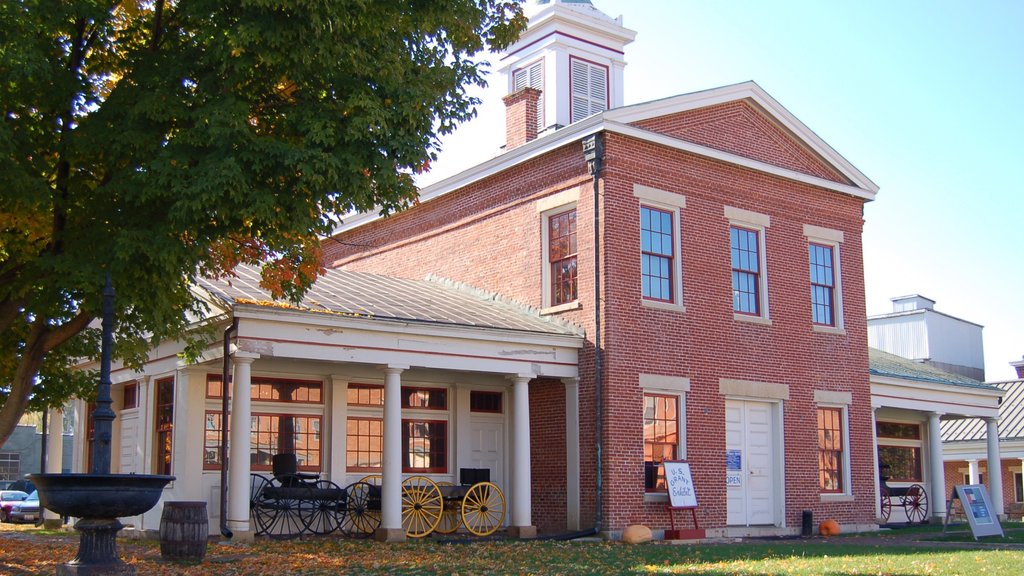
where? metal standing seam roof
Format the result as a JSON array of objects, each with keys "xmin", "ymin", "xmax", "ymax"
[
  {"xmin": 941, "ymin": 379, "xmax": 1024, "ymax": 443},
  {"xmin": 869, "ymin": 348, "xmax": 996, "ymax": 390},
  {"xmin": 196, "ymin": 264, "xmax": 584, "ymax": 338}
]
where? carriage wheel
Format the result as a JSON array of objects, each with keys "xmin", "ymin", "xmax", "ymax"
[
  {"xmin": 301, "ymin": 480, "xmax": 342, "ymax": 535},
  {"xmin": 250, "ymin": 474, "xmax": 277, "ymax": 536},
  {"xmin": 402, "ymin": 476, "xmax": 443, "ymax": 538},
  {"xmin": 879, "ymin": 485, "xmax": 891, "ymax": 523},
  {"xmin": 461, "ymin": 482, "xmax": 505, "ymax": 537},
  {"xmin": 262, "ymin": 483, "xmax": 311, "ymax": 538},
  {"xmin": 904, "ymin": 484, "xmax": 929, "ymax": 523},
  {"xmin": 341, "ymin": 481, "xmax": 381, "ymax": 538},
  {"xmin": 434, "ymin": 481, "xmax": 461, "ymax": 535},
  {"xmin": 359, "ymin": 474, "xmax": 382, "ymax": 486}
]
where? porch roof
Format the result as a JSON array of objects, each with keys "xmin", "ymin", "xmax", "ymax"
[
  {"xmin": 942, "ymin": 379, "xmax": 1024, "ymax": 443},
  {"xmin": 869, "ymin": 348, "xmax": 993, "ymax": 390},
  {"xmin": 869, "ymin": 348, "xmax": 1002, "ymax": 419},
  {"xmin": 197, "ymin": 265, "xmax": 583, "ymax": 338}
]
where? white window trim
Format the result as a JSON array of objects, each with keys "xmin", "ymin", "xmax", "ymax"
[
  {"xmin": 815, "ymin": 391, "xmax": 853, "ymax": 500},
  {"xmin": 640, "ymin": 374, "xmax": 689, "ymax": 503},
  {"xmin": 804, "ymin": 224, "xmax": 845, "ymax": 333},
  {"xmin": 540, "ymin": 200, "xmax": 579, "ymax": 312},
  {"xmin": 725, "ymin": 206, "xmax": 770, "ymax": 324},
  {"xmin": 635, "ymin": 185, "xmax": 686, "ymax": 313}
]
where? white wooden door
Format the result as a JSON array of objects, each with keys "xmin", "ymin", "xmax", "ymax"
[
  {"xmin": 726, "ymin": 400, "xmax": 776, "ymax": 526},
  {"xmin": 468, "ymin": 417, "xmax": 503, "ymax": 486}
]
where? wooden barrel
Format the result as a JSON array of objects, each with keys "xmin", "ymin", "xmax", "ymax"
[{"xmin": 159, "ymin": 501, "xmax": 208, "ymax": 562}]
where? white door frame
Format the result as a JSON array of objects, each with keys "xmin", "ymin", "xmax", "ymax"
[{"xmin": 724, "ymin": 397, "xmax": 786, "ymax": 528}]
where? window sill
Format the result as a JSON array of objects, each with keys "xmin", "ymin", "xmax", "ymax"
[
  {"xmin": 641, "ymin": 299, "xmax": 686, "ymax": 314},
  {"xmin": 541, "ymin": 301, "xmax": 581, "ymax": 315},
  {"xmin": 820, "ymin": 493, "xmax": 854, "ymax": 503},
  {"xmin": 734, "ymin": 313, "xmax": 772, "ymax": 326},
  {"xmin": 812, "ymin": 325, "xmax": 846, "ymax": 335},
  {"xmin": 643, "ymin": 492, "xmax": 670, "ymax": 504}
]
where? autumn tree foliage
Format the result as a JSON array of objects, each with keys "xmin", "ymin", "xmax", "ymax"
[{"xmin": 0, "ymin": 0, "xmax": 526, "ymax": 444}]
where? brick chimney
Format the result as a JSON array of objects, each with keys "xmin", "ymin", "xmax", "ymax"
[
  {"xmin": 1012, "ymin": 356, "xmax": 1024, "ymax": 379},
  {"xmin": 503, "ymin": 87, "xmax": 541, "ymax": 150}
]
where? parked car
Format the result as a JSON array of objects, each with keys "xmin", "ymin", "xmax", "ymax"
[
  {"xmin": 7, "ymin": 491, "xmax": 40, "ymax": 524},
  {"xmin": 0, "ymin": 490, "xmax": 29, "ymax": 522},
  {"xmin": 7, "ymin": 479, "xmax": 35, "ymax": 494}
]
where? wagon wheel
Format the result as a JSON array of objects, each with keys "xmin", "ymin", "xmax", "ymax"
[
  {"xmin": 434, "ymin": 481, "xmax": 461, "ymax": 535},
  {"xmin": 904, "ymin": 484, "xmax": 929, "ymax": 523},
  {"xmin": 261, "ymin": 482, "xmax": 312, "ymax": 538},
  {"xmin": 341, "ymin": 481, "xmax": 381, "ymax": 538},
  {"xmin": 359, "ymin": 474, "xmax": 382, "ymax": 486},
  {"xmin": 301, "ymin": 480, "xmax": 343, "ymax": 535},
  {"xmin": 879, "ymin": 484, "xmax": 891, "ymax": 523},
  {"xmin": 250, "ymin": 474, "xmax": 277, "ymax": 536},
  {"xmin": 461, "ymin": 482, "xmax": 505, "ymax": 537},
  {"xmin": 402, "ymin": 476, "xmax": 443, "ymax": 538}
]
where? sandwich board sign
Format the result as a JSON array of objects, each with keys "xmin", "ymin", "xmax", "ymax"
[
  {"xmin": 664, "ymin": 460, "xmax": 698, "ymax": 508},
  {"xmin": 949, "ymin": 484, "xmax": 1004, "ymax": 539}
]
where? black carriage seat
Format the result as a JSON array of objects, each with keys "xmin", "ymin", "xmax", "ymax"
[
  {"xmin": 272, "ymin": 453, "xmax": 320, "ymax": 487},
  {"xmin": 459, "ymin": 468, "xmax": 490, "ymax": 486}
]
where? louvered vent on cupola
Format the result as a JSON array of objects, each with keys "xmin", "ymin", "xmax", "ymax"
[
  {"xmin": 512, "ymin": 61, "xmax": 544, "ymax": 132},
  {"xmin": 570, "ymin": 58, "xmax": 608, "ymax": 123}
]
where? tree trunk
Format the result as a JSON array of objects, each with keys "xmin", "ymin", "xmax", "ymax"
[{"xmin": 0, "ymin": 321, "xmax": 48, "ymax": 446}]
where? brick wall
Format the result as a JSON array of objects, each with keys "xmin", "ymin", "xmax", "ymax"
[{"xmin": 327, "ymin": 107, "xmax": 874, "ymax": 531}]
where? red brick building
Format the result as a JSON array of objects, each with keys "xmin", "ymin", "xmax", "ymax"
[{"xmin": 324, "ymin": 0, "xmax": 882, "ymax": 536}]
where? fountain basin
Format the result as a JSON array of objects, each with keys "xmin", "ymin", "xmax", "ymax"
[{"xmin": 29, "ymin": 473, "xmax": 174, "ymax": 519}]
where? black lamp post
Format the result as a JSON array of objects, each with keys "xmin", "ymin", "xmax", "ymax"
[{"xmin": 32, "ymin": 275, "xmax": 174, "ymax": 576}]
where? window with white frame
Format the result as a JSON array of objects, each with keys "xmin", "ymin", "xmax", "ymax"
[
  {"xmin": 540, "ymin": 202, "xmax": 579, "ymax": 310},
  {"xmin": 725, "ymin": 206, "xmax": 770, "ymax": 321},
  {"xmin": 512, "ymin": 59, "xmax": 544, "ymax": 132},
  {"xmin": 570, "ymin": 57, "xmax": 607, "ymax": 123},
  {"xmin": 0, "ymin": 453, "xmax": 19, "ymax": 481},
  {"xmin": 634, "ymin": 184, "xmax": 686, "ymax": 311},
  {"xmin": 804, "ymin": 225, "xmax": 845, "ymax": 330},
  {"xmin": 345, "ymin": 383, "xmax": 451, "ymax": 474},
  {"xmin": 639, "ymin": 375, "xmax": 688, "ymax": 495},
  {"xmin": 815, "ymin": 391, "xmax": 852, "ymax": 497}
]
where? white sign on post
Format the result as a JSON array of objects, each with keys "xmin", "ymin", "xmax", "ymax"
[
  {"xmin": 663, "ymin": 460, "xmax": 698, "ymax": 508},
  {"xmin": 951, "ymin": 484, "xmax": 1004, "ymax": 539}
]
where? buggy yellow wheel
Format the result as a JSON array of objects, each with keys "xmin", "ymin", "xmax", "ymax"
[
  {"xmin": 434, "ymin": 481, "xmax": 461, "ymax": 534},
  {"xmin": 401, "ymin": 476, "xmax": 443, "ymax": 538},
  {"xmin": 359, "ymin": 474, "xmax": 382, "ymax": 486},
  {"xmin": 461, "ymin": 482, "xmax": 505, "ymax": 536}
]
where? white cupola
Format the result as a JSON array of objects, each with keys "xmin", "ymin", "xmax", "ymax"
[{"xmin": 499, "ymin": 0, "xmax": 636, "ymax": 147}]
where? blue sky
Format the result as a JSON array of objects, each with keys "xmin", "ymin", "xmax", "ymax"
[{"xmin": 420, "ymin": 0, "xmax": 1024, "ymax": 381}]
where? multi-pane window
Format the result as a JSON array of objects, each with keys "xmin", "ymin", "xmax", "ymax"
[
  {"xmin": 1015, "ymin": 472, "xmax": 1023, "ymax": 503},
  {"xmin": 347, "ymin": 417, "xmax": 383, "ymax": 472},
  {"xmin": 155, "ymin": 378, "xmax": 174, "ymax": 475},
  {"xmin": 400, "ymin": 387, "xmax": 447, "ymax": 410},
  {"xmin": 643, "ymin": 394, "xmax": 678, "ymax": 492},
  {"xmin": 206, "ymin": 374, "xmax": 322, "ymax": 403},
  {"xmin": 250, "ymin": 414, "xmax": 321, "ymax": 472},
  {"xmin": 549, "ymin": 208, "xmax": 578, "ymax": 305},
  {"xmin": 470, "ymin": 391, "xmax": 503, "ymax": 413},
  {"xmin": 817, "ymin": 408, "xmax": 844, "ymax": 493},
  {"xmin": 876, "ymin": 421, "xmax": 922, "ymax": 482},
  {"xmin": 512, "ymin": 59, "xmax": 544, "ymax": 131},
  {"xmin": 403, "ymin": 420, "xmax": 447, "ymax": 472},
  {"xmin": 347, "ymin": 383, "xmax": 384, "ymax": 406},
  {"xmin": 0, "ymin": 453, "xmax": 19, "ymax": 481},
  {"xmin": 810, "ymin": 243, "xmax": 836, "ymax": 326},
  {"xmin": 641, "ymin": 206, "xmax": 674, "ymax": 301},
  {"xmin": 204, "ymin": 412, "xmax": 224, "ymax": 470},
  {"xmin": 570, "ymin": 58, "xmax": 608, "ymax": 123},
  {"xmin": 731, "ymin": 226, "xmax": 761, "ymax": 314}
]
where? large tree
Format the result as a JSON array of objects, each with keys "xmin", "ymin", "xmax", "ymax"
[{"xmin": 0, "ymin": 0, "xmax": 526, "ymax": 445}]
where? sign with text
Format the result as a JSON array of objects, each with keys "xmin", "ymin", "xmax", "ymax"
[
  {"xmin": 663, "ymin": 460, "xmax": 698, "ymax": 508},
  {"xmin": 952, "ymin": 484, "xmax": 1004, "ymax": 539}
]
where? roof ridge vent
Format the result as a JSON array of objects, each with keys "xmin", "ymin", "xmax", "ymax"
[{"xmin": 425, "ymin": 274, "xmax": 584, "ymax": 335}]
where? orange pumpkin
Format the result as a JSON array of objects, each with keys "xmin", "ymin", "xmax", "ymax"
[{"xmin": 819, "ymin": 519, "xmax": 841, "ymax": 537}]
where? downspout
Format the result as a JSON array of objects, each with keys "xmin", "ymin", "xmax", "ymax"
[
  {"xmin": 582, "ymin": 133, "xmax": 605, "ymax": 533},
  {"xmin": 219, "ymin": 317, "xmax": 239, "ymax": 539}
]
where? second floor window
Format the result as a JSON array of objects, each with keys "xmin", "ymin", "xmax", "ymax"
[
  {"xmin": 549, "ymin": 208, "xmax": 578, "ymax": 306},
  {"xmin": 730, "ymin": 226, "xmax": 761, "ymax": 315},
  {"xmin": 641, "ymin": 206, "xmax": 674, "ymax": 301},
  {"xmin": 810, "ymin": 243, "xmax": 836, "ymax": 326}
]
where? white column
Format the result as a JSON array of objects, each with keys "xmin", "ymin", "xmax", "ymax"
[
  {"xmin": 510, "ymin": 374, "xmax": 535, "ymax": 537},
  {"xmin": 871, "ymin": 408, "xmax": 881, "ymax": 521},
  {"xmin": 563, "ymin": 378, "xmax": 580, "ymax": 531},
  {"xmin": 927, "ymin": 412, "xmax": 947, "ymax": 520},
  {"xmin": 986, "ymin": 417, "xmax": 1004, "ymax": 518},
  {"xmin": 378, "ymin": 366, "xmax": 407, "ymax": 541},
  {"xmin": 968, "ymin": 459, "xmax": 980, "ymax": 484},
  {"xmin": 43, "ymin": 408, "xmax": 64, "ymax": 527},
  {"xmin": 227, "ymin": 354, "xmax": 256, "ymax": 536}
]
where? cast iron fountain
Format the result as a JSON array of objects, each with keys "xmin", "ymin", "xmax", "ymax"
[{"xmin": 31, "ymin": 277, "xmax": 174, "ymax": 575}]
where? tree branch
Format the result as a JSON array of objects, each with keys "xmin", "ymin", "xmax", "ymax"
[{"xmin": 42, "ymin": 310, "xmax": 94, "ymax": 354}]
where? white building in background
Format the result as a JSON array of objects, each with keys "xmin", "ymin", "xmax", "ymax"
[{"xmin": 868, "ymin": 295, "xmax": 985, "ymax": 381}]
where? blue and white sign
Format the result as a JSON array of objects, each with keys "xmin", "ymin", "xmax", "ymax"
[{"xmin": 726, "ymin": 449, "xmax": 742, "ymax": 471}]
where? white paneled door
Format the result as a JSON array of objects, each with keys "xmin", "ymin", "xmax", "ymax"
[
  {"xmin": 725, "ymin": 400, "xmax": 777, "ymax": 526},
  {"xmin": 469, "ymin": 416, "xmax": 503, "ymax": 486}
]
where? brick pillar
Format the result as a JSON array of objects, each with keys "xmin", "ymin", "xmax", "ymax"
[{"xmin": 503, "ymin": 87, "xmax": 542, "ymax": 150}]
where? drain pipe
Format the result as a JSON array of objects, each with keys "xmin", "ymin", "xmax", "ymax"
[
  {"xmin": 582, "ymin": 133, "xmax": 605, "ymax": 534},
  {"xmin": 219, "ymin": 317, "xmax": 239, "ymax": 539}
]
